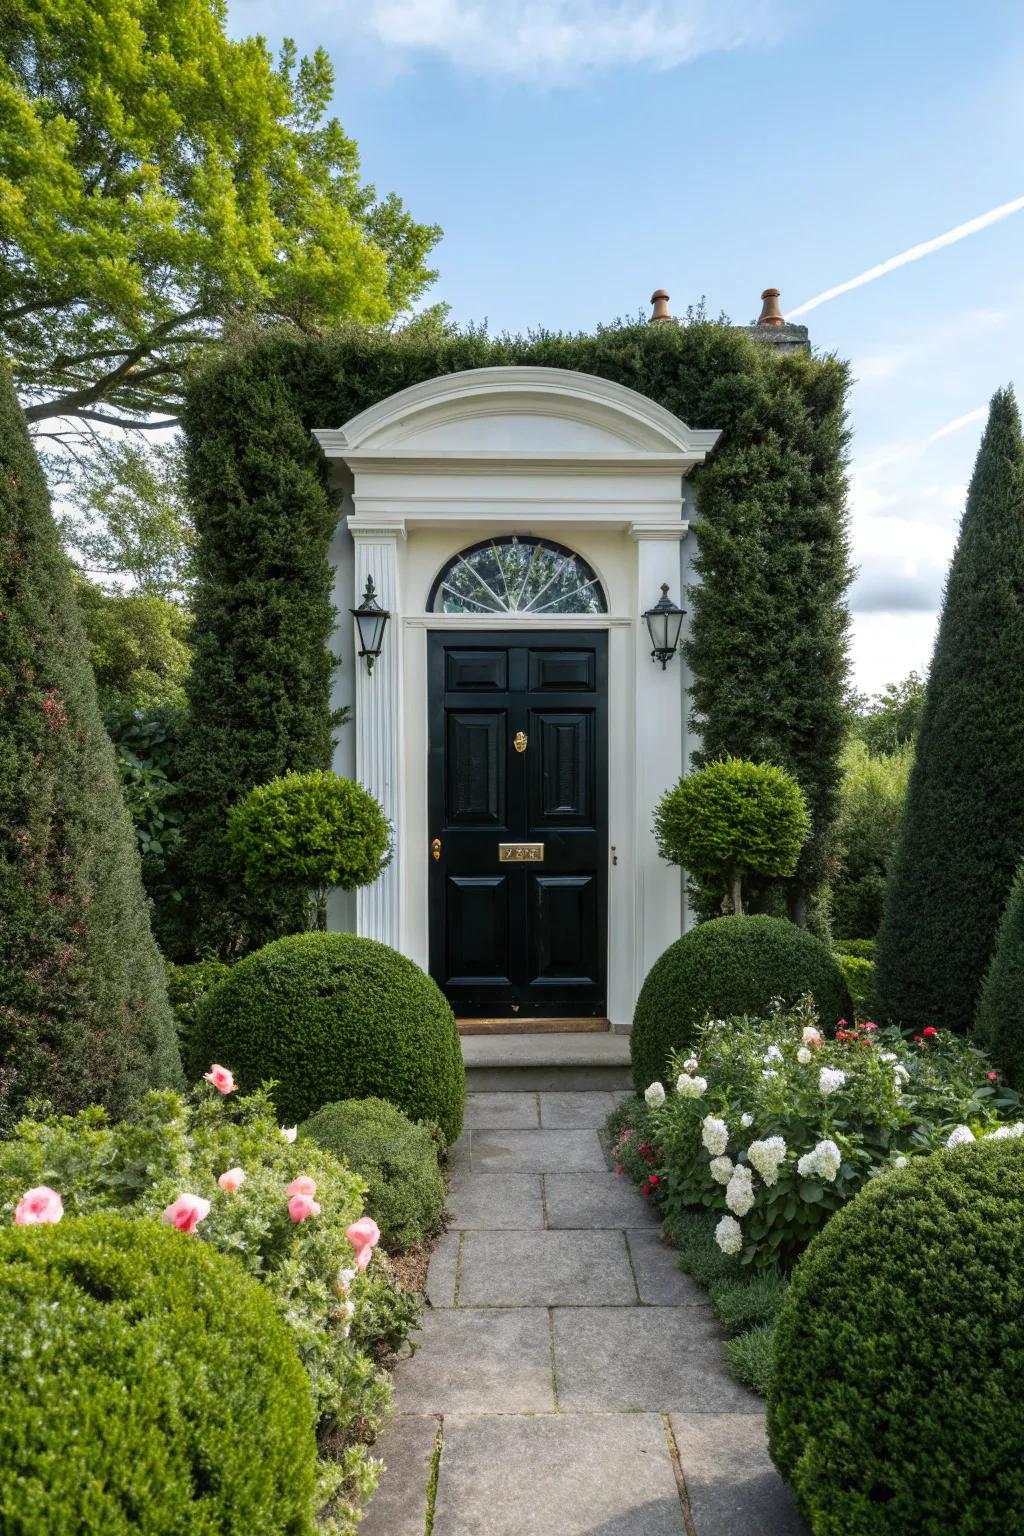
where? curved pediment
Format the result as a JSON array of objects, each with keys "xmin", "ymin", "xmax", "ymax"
[{"xmin": 314, "ymin": 366, "xmax": 719, "ymax": 466}]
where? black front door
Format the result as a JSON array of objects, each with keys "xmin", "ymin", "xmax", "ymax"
[{"xmin": 428, "ymin": 631, "xmax": 608, "ymax": 1018}]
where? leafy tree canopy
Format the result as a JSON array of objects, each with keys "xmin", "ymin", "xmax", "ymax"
[
  {"xmin": 58, "ymin": 439, "xmax": 194, "ymax": 597},
  {"xmin": 1, "ymin": 0, "xmax": 440, "ymax": 432},
  {"xmin": 75, "ymin": 578, "xmax": 191, "ymax": 710},
  {"xmin": 851, "ymin": 671, "xmax": 927, "ymax": 756}
]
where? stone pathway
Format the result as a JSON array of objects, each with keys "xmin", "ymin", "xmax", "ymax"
[{"xmin": 363, "ymin": 1091, "xmax": 807, "ymax": 1536}]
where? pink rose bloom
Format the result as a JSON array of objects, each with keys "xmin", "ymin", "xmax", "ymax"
[
  {"xmin": 218, "ymin": 1167, "xmax": 246, "ymax": 1192},
  {"xmin": 14, "ymin": 1186, "xmax": 63, "ymax": 1226},
  {"xmin": 347, "ymin": 1216, "xmax": 381, "ymax": 1270},
  {"xmin": 286, "ymin": 1175, "xmax": 317, "ymax": 1198},
  {"xmin": 162, "ymin": 1193, "xmax": 211, "ymax": 1233},
  {"xmin": 288, "ymin": 1193, "xmax": 321, "ymax": 1223},
  {"xmin": 203, "ymin": 1064, "xmax": 236, "ymax": 1095}
]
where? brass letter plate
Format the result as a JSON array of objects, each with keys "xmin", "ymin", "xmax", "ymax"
[{"xmin": 499, "ymin": 842, "xmax": 544, "ymax": 862}]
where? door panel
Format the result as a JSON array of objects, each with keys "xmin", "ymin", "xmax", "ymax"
[{"xmin": 429, "ymin": 630, "xmax": 607, "ymax": 1018}]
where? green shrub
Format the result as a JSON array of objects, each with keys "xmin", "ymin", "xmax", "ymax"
[
  {"xmin": 630, "ymin": 916, "xmax": 852, "ymax": 1092},
  {"xmin": 0, "ymin": 1085, "xmax": 420, "ymax": 1529},
  {"xmin": 300, "ymin": 1097, "xmax": 445, "ymax": 1251},
  {"xmin": 0, "ymin": 1213, "xmax": 317, "ymax": 1535},
  {"xmin": 654, "ymin": 758, "xmax": 810, "ymax": 916},
  {"xmin": 831, "ymin": 738, "xmax": 912, "ymax": 940},
  {"xmin": 228, "ymin": 771, "xmax": 391, "ymax": 927},
  {"xmin": 975, "ymin": 863, "xmax": 1024, "ymax": 1085},
  {"xmin": 191, "ymin": 931, "xmax": 465, "ymax": 1142},
  {"xmin": 725, "ymin": 1321, "xmax": 777, "ymax": 1397},
  {"xmin": 0, "ymin": 362, "xmax": 180, "ymax": 1127},
  {"xmin": 664, "ymin": 1208, "xmax": 739, "ymax": 1287},
  {"xmin": 768, "ymin": 1140, "xmax": 1024, "ymax": 1533},
  {"xmin": 833, "ymin": 937, "xmax": 876, "ymax": 960},
  {"xmin": 165, "ymin": 958, "xmax": 233, "ymax": 1046},
  {"xmin": 649, "ymin": 998, "xmax": 1018, "ymax": 1269},
  {"xmin": 708, "ymin": 1271, "xmax": 788, "ymax": 1336},
  {"xmin": 836, "ymin": 953, "xmax": 874, "ymax": 1021}
]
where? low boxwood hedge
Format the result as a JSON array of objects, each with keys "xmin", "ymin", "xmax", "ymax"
[
  {"xmin": 768, "ymin": 1140, "xmax": 1024, "ymax": 1533},
  {"xmin": 0, "ymin": 1213, "xmax": 317, "ymax": 1534}
]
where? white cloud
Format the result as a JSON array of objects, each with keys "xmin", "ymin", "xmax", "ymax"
[
  {"xmin": 790, "ymin": 194, "xmax": 1024, "ymax": 318},
  {"xmin": 310, "ymin": 0, "xmax": 787, "ymax": 80}
]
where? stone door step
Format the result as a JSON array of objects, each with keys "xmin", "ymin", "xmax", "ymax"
[
  {"xmin": 462, "ymin": 1031, "xmax": 633, "ymax": 1093},
  {"xmin": 458, "ymin": 1017, "xmax": 610, "ymax": 1035}
]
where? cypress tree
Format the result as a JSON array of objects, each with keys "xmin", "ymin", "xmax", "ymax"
[
  {"xmin": 874, "ymin": 387, "xmax": 1024, "ymax": 1033},
  {"xmin": 974, "ymin": 863, "xmax": 1024, "ymax": 1084},
  {"xmin": 0, "ymin": 365, "xmax": 181, "ymax": 1126}
]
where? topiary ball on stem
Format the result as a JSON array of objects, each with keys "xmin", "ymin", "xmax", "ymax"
[
  {"xmin": 192, "ymin": 931, "xmax": 465, "ymax": 1142},
  {"xmin": 227, "ymin": 770, "xmax": 391, "ymax": 928},
  {"xmin": 630, "ymin": 915, "xmax": 851, "ymax": 1092},
  {"xmin": 768, "ymin": 1140, "xmax": 1024, "ymax": 1534},
  {"xmin": 0, "ymin": 1213, "xmax": 317, "ymax": 1535}
]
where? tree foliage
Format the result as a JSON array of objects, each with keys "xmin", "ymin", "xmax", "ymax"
[
  {"xmin": 75, "ymin": 578, "xmax": 191, "ymax": 709},
  {"xmin": 875, "ymin": 387, "xmax": 1024, "ymax": 1033},
  {"xmin": 851, "ymin": 671, "xmax": 927, "ymax": 756},
  {"xmin": 654, "ymin": 757, "xmax": 809, "ymax": 915},
  {"xmin": 180, "ymin": 319, "xmax": 850, "ymax": 955},
  {"xmin": 831, "ymin": 737, "xmax": 913, "ymax": 939},
  {"xmin": 0, "ymin": 362, "xmax": 180, "ymax": 1127},
  {"xmin": 1, "ymin": 1, "xmax": 440, "ymax": 431}
]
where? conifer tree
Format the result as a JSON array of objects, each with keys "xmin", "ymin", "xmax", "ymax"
[
  {"xmin": 0, "ymin": 365, "xmax": 181, "ymax": 1126},
  {"xmin": 974, "ymin": 862, "xmax": 1024, "ymax": 1084},
  {"xmin": 874, "ymin": 387, "xmax": 1024, "ymax": 1033}
]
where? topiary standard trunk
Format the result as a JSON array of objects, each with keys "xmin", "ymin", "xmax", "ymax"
[
  {"xmin": 0, "ymin": 364, "xmax": 181, "ymax": 1126},
  {"xmin": 874, "ymin": 387, "xmax": 1024, "ymax": 1033}
]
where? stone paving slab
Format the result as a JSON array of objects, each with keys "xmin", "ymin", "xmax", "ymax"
[
  {"xmin": 393, "ymin": 1308, "xmax": 555, "ymax": 1414},
  {"xmin": 471, "ymin": 1127, "xmax": 607, "ymax": 1173},
  {"xmin": 359, "ymin": 1414, "xmax": 438, "ymax": 1536},
  {"xmin": 464, "ymin": 1092, "xmax": 540, "ymax": 1129},
  {"xmin": 538, "ymin": 1090, "xmax": 621, "ymax": 1128},
  {"xmin": 433, "ymin": 1413, "xmax": 686, "ymax": 1536},
  {"xmin": 544, "ymin": 1171, "xmax": 660, "ymax": 1229},
  {"xmin": 459, "ymin": 1229, "xmax": 637, "ymax": 1306},
  {"xmin": 553, "ymin": 1308, "xmax": 765, "ymax": 1413},
  {"xmin": 426, "ymin": 1229, "xmax": 461, "ymax": 1307},
  {"xmin": 627, "ymin": 1228, "xmax": 709, "ymax": 1305},
  {"xmin": 447, "ymin": 1132, "xmax": 471, "ymax": 1170},
  {"xmin": 670, "ymin": 1414, "xmax": 809, "ymax": 1535},
  {"xmin": 447, "ymin": 1172, "xmax": 544, "ymax": 1230}
]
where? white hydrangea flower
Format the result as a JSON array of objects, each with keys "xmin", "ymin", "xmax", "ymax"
[
  {"xmin": 797, "ymin": 1046, "xmax": 812, "ymax": 1065},
  {"xmin": 709, "ymin": 1155, "xmax": 734, "ymax": 1185},
  {"xmin": 748, "ymin": 1136, "xmax": 787, "ymax": 1186},
  {"xmin": 946, "ymin": 1124, "xmax": 976, "ymax": 1149},
  {"xmin": 701, "ymin": 1115, "xmax": 729, "ymax": 1157},
  {"xmin": 740, "ymin": 1112, "xmax": 753, "ymax": 1129},
  {"xmin": 989, "ymin": 1122, "xmax": 1024, "ymax": 1140},
  {"xmin": 676, "ymin": 1073, "xmax": 707, "ymax": 1098},
  {"xmin": 645, "ymin": 1081, "xmax": 666, "ymax": 1109},
  {"xmin": 797, "ymin": 1139, "xmax": 842, "ymax": 1183},
  {"xmin": 715, "ymin": 1214, "xmax": 743, "ymax": 1255},
  {"xmin": 336, "ymin": 1267, "xmax": 357, "ymax": 1294},
  {"xmin": 763, "ymin": 1044, "xmax": 783, "ymax": 1063},
  {"xmin": 683, "ymin": 1057, "xmax": 699, "ymax": 1072},
  {"xmin": 818, "ymin": 1067, "xmax": 846, "ymax": 1097},
  {"xmin": 281, "ymin": 1126, "xmax": 298, "ymax": 1144},
  {"xmin": 879, "ymin": 1051, "xmax": 897, "ymax": 1063},
  {"xmin": 725, "ymin": 1163, "xmax": 756, "ymax": 1216},
  {"xmin": 894, "ymin": 1064, "xmax": 910, "ymax": 1085},
  {"xmin": 802, "ymin": 1026, "xmax": 823, "ymax": 1048},
  {"xmin": 761, "ymin": 1068, "xmax": 778, "ymax": 1080},
  {"xmin": 893, "ymin": 1155, "xmax": 908, "ymax": 1167}
]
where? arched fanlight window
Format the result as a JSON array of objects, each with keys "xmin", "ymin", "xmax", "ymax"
[{"xmin": 429, "ymin": 536, "xmax": 607, "ymax": 616}]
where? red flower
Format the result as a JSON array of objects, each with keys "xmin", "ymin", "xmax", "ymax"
[
  {"xmin": 837, "ymin": 1019, "xmax": 848, "ymax": 1029},
  {"xmin": 863, "ymin": 1022, "xmax": 878, "ymax": 1031},
  {"xmin": 615, "ymin": 1164, "xmax": 624, "ymax": 1175},
  {"xmin": 988, "ymin": 1071, "xmax": 999, "ymax": 1082},
  {"xmin": 913, "ymin": 1034, "xmax": 923, "ymax": 1043},
  {"xmin": 647, "ymin": 1174, "xmax": 659, "ymax": 1187},
  {"xmin": 922, "ymin": 1027, "xmax": 938, "ymax": 1039}
]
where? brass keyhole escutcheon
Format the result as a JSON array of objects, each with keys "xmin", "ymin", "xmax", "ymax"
[
  {"xmin": 431, "ymin": 837, "xmax": 441, "ymax": 862},
  {"xmin": 513, "ymin": 731, "xmax": 528, "ymax": 754}
]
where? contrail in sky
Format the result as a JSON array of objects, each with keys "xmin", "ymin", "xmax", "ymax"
[{"xmin": 789, "ymin": 195, "xmax": 1024, "ymax": 317}]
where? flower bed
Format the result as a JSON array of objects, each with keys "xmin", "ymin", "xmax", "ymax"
[{"xmin": 0, "ymin": 1081, "xmax": 421, "ymax": 1533}]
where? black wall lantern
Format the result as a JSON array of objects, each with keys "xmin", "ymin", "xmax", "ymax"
[
  {"xmin": 350, "ymin": 576, "xmax": 390, "ymax": 674},
  {"xmin": 643, "ymin": 583, "xmax": 685, "ymax": 669}
]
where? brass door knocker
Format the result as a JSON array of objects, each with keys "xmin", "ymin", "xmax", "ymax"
[
  {"xmin": 431, "ymin": 837, "xmax": 441, "ymax": 861},
  {"xmin": 513, "ymin": 731, "xmax": 528, "ymax": 754}
]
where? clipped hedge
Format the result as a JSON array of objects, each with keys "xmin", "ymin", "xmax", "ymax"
[
  {"xmin": 301, "ymin": 1096, "xmax": 445, "ymax": 1251},
  {"xmin": 0, "ymin": 1213, "xmax": 316, "ymax": 1535},
  {"xmin": 192, "ymin": 931, "xmax": 465, "ymax": 1141},
  {"xmin": 974, "ymin": 863, "xmax": 1024, "ymax": 1085},
  {"xmin": 836, "ymin": 953, "xmax": 873, "ymax": 1021},
  {"xmin": 768, "ymin": 1140, "xmax": 1024, "ymax": 1534},
  {"xmin": 630, "ymin": 916, "xmax": 852, "ymax": 1092},
  {"xmin": 165, "ymin": 958, "xmax": 233, "ymax": 1047}
]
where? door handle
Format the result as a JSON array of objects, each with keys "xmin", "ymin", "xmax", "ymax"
[{"xmin": 431, "ymin": 837, "xmax": 441, "ymax": 861}]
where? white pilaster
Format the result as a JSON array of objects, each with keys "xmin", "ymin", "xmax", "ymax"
[
  {"xmin": 631, "ymin": 523, "xmax": 687, "ymax": 994},
  {"xmin": 349, "ymin": 520, "xmax": 405, "ymax": 949}
]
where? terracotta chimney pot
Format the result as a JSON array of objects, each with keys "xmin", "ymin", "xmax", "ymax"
[
  {"xmin": 650, "ymin": 289, "xmax": 672, "ymax": 323},
  {"xmin": 757, "ymin": 288, "xmax": 785, "ymax": 326}
]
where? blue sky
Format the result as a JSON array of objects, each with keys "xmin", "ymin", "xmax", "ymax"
[{"xmin": 231, "ymin": 0, "xmax": 1024, "ymax": 694}]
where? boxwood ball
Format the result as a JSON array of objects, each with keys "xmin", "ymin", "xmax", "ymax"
[{"xmin": 192, "ymin": 931, "xmax": 465, "ymax": 1142}]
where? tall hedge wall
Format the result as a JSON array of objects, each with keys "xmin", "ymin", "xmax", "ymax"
[
  {"xmin": 0, "ymin": 365, "xmax": 181, "ymax": 1124},
  {"xmin": 180, "ymin": 320, "xmax": 851, "ymax": 956}
]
